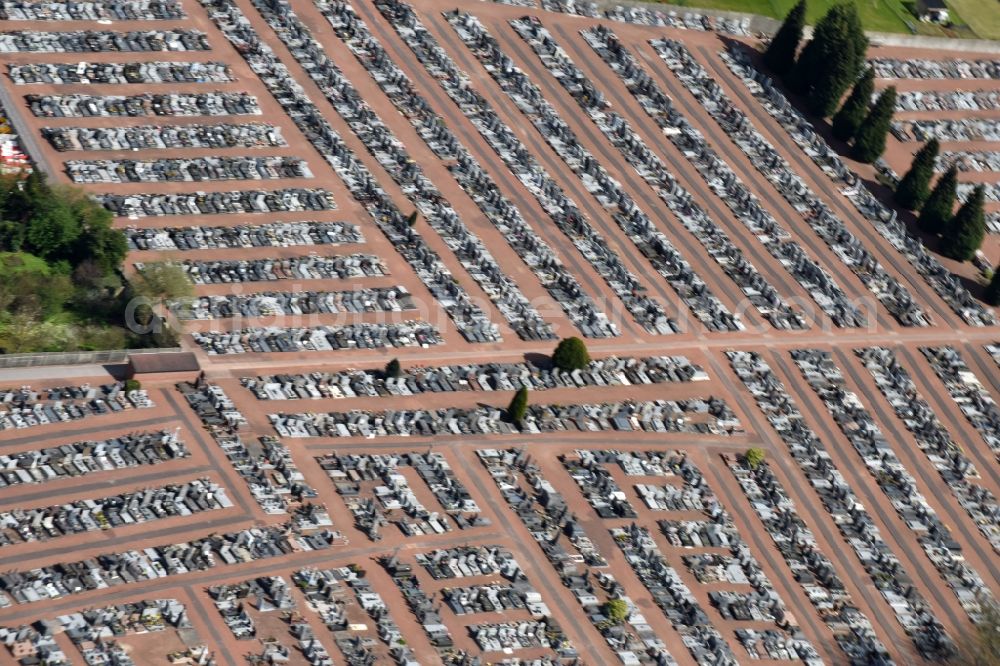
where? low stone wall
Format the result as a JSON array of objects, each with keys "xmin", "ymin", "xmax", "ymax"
[{"xmin": 0, "ymin": 347, "xmax": 182, "ymax": 368}]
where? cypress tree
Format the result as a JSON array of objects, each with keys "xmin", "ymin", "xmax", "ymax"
[
  {"xmin": 851, "ymin": 86, "xmax": 896, "ymax": 164},
  {"xmin": 941, "ymin": 185, "xmax": 986, "ymax": 262},
  {"xmin": 810, "ymin": 46, "xmax": 857, "ymax": 118},
  {"xmin": 508, "ymin": 387, "xmax": 529, "ymax": 426},
  {"xmin": 846, "ymin": 7, "xmax": 868, "ymax": 65},
  {"xmin": 920, "ymin": 165, "xmax": 958, "ymax": 234},
  {"xmin": 764, "ymin": 0, "xmax": 806, "ymax": 79},
  {"xmin": 786, "ymin": 38, "xmax": 814, "ymax": 94},
  {"xmin": 894, "ymin": 139, "xmax": 940, "ymax": 210},
  {"xmin": 831, "ymin": 68, "xmax": 874, "ymax": 142},
  {"xmin": 984, "ymin": 267, "xmax": 1000, "ymax": 306},
  {"xmin": 790, "ymin": 4, "xmax": 867, "ymax": 116},
  {"xmin": 384, "ymin": 358, "xmax": 402, "ymax": 379}
]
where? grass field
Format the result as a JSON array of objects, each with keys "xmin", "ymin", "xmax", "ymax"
[
  {"xmin": 666, "ymin": 0, "xmax": 995, "ymax": 38},
  {"xmin": 941, "ymin": 0, "xmax": 1000, "ymax": 38}
]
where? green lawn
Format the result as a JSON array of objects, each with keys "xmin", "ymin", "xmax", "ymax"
[
  {"xmin": 942, "ymin": 0, "xmax": 1000, "ymax": 38},
  {"xmin": 666, "ymin": 0, "xmax": 991, "ymax": 38}
]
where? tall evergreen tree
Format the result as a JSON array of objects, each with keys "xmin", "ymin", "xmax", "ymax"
[
  {"xmin": 847, "ymin": 9, "xmax": 868, "ymax": 65},
  {"xmin": 508, "ymin": 387, "xmax": 529, "ymax": 427},
  {"xmin": 894, "ymin": 139, "xmax": 940, "ymax": 210},
  {"xmin": 764, "ymin": 0, "xmax": 806, "ymax": 79},
  {"xmin": 831, "ymin": 68, "xmax": 874, "ymax": 142},
  {"xmin": 851, "ymin": 86, "xmax": 896, "ymax": 163},
  {"xmin": 941, "ymin": 185, "xmax": 986, "ymax": 262},
  {"xmin": 920, "ymin": 165, "xmax": 958, "ymax": 234},
  {"xmin": 790, "ymin": 3, "xmax": 868, "ymax": 116}
]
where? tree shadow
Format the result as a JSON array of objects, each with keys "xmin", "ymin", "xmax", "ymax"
[
  {"xmin": 859, "ymin": 174, "xmax": 940, "ymax": 241},
  {"xmin": 524, "ymin": 352, "xmax": 552, "ymax": 369},
  {"xmin": 956, "ymin": 272, "xmax": 988, "ymax": 300},
  {"xmin": 103, "ymin": 362, "xmax": 129, "ymax": 380}
]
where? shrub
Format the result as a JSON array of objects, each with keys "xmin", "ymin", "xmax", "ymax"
[
  {"xmin": 552, "ymin": 337, "xmax": 590, "ymax": 371},
  {"xmin": 603, "ymin": 598, "xmax": 629, "ymax": 624},
  {"xmin": 745, "ymin": 447, "xmax": 766, "ymax": 469}
]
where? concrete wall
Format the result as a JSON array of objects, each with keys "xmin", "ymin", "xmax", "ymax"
[
  {"xmin": 865, "ymin": 31, "xmax": 1000, "ymax": 53},
  {"xmin": 0, "ymin": 347, "xmax": 182, "ymax": 368}
]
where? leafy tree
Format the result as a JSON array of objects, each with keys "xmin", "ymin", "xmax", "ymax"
[
  {"xmin": 831, "ymin": 68, "xmax": 874, "ymax": 142},
  {"xmin": 948, "ymin": 600, "xmax": 1000, "ymax": 665},
  {"xmin": 763, "ymin": 0, "xmax": 806, "ymax": 79},
  {"xmin": 790, "ymin": 3, "xmax": 868, "ymax": 116},
  {"xmin": 0, "ymin": 172, "xmax": 150, "ymax": 352},
  {"xmin": 603, "ymin": 599, "xmax": 629, "ymax": 624},
  {"xmin": 385, "ymin": 358, "xmax": 402, "ymax": 379},
  {"xmin": 0, "ymin": 252, "xmax": 72, "ymax": 318},
  {"xmin": 132, "ymin": 262, "xmax": 194, "ymax": 301},
  {"xmin": 72, "ymin": 259, "xmax": 105, "ymax": 287},
  {"xmin": 851, "ymin": 86, "xmax": 896, "ymax": 164},
  {"xmin": 64, "ymin": 188, "xmax": 125, "ymax": 273},
  {"xmin": 894, "ymin": 140, "xmax": 940, "ymax": 210},
  {"xmin": 0, "ymin": 219, "xmax": 25, "ymax": 252},
  {"xmin": 941, "ymin": 185, "xmax": 986, "ymax": 262},
  {"xmin": 920, "ymin": 165, "xmax": 958, "ymax": 234},
  {"xmin": 552, "ymin": 336, "xmax": 591, "ymax": 371},
  {"xmin": 745, "ymin": 447, "xmax": 766, "ymax": 469},
  {"xmin": 984, "ymin": 267, "xmax": 1000, "ymax": 306},
  {"xmin": 0, "ymin": 172, "xmax": 124, "ymax": 274},
  {"xmin": 74, "ymin": 224, "xmax": 127, "ymax": 276},
  {"xmin": 26, "ymin": 199, "xmax": 80, "ymax": 260},
  {"xmin": 0, "ymin": 311, "xmax": 73, "ymax": 353},
  {"xmin": 508, "ymin": 387, "xmax": 529, "ymax": 426}
]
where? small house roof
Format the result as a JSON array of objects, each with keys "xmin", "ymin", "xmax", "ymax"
[{"xmin": 128, "ymin": 352, "xmax": 200, "ymax": 374}]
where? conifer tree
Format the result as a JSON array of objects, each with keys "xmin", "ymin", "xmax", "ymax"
[
  {"xmin": 508, "ymin": 387, "xmax": 529, "ymax": 426},
  {"xmin": 851, "ymin": 86, "xmax": 896, "ymax": 163},
  {"xmin": 941, "ymin": 185, "xmax": 986, "ymax": 262},
  {"xmin": 790, "ymin": 4, "xmax": 868, "ymax": 116},
  {"xmin": 764, "ymin": 0, "xmax": 806, "ymax": 79},
  {"xmin": 920, "ymin": 165, "xmax": 958, "ymax": 234},
  {"xmin": 831, "ymin": 68, "xmax": 874, "ymax": 142},
  {"xmin": 894, "ymin": 139, "xmax": 940, "ymax": 210}
]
